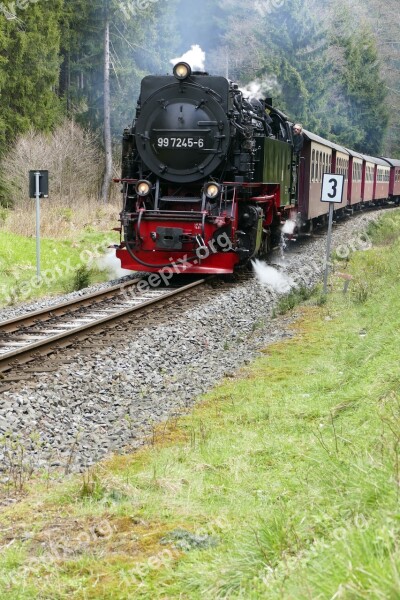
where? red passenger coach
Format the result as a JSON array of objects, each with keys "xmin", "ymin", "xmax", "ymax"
[
  {"xmin": 381, "ymin": 157, "xmax": 400, "ymax": 202},
  {"xmin": 347, "ymin": 149, "xmax": 363, "ymax": 206},
  {"xmin": 359, "ymin": 155, "xmax": 390, "ymax": 203},
  {"xmin": 299, "ymin": 130, "xmax": 348, "ymax": 223},
  {"xmin": 372, "ymin": 157, "xmax": 390, "ymax": 201},
  {"xmin": 361, "ymin": 155, "xmax": 377, "ymax": 203}
]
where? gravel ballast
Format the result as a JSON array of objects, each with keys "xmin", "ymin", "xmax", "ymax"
[{"xmin": 0, "ymin": 211, "xmax": 391, "ymax": 472}]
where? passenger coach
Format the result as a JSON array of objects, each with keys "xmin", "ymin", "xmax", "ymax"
[
  {"xmin": 381, "ymin": 157, "xmax": 400, "ymax": 203},
  {"xmin": 298, "ymin": 130, "xmax": 349, "ymax": 225}
]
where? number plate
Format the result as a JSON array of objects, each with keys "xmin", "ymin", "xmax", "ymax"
[
  {"xmin": 156, "ymin": 137, "xmax": 205, "ymax": 149},
  {"xmin": 321, "ymin": 173, "xmax": 344, "ymax": 203}
]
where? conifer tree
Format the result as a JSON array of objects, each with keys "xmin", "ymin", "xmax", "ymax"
[
  {"xmin": 335, "ymin": 26, "xmax": 388, "ymax": 154},
  {"xmin": 0, "ymin": 2, "xmax": 63, "ymax": 144}
]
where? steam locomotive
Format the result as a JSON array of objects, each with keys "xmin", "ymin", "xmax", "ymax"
[{"xmin": 115, "ymin": 62, "xmax": 400, "ymax": 274}]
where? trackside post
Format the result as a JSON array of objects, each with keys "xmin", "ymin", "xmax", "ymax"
[
  {"xmin": 320, "ymin": 173, "xmax": 344, "ymax": 294},
  {"xmin": 29, "ymin": 170, "xmax": 49, "ymax": 281}
]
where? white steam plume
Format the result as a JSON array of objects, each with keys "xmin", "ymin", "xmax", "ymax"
[
  {"xmin": 239, "ymin": 75, "xmax": 281, "ymax": 101},
  {"xmin": 281, "ymin": 219, "xmax": 296, "ymax": 235},
  {"xmin": 170, "ymin": 45, "xmax": 206, "ymax": 72},
  {"xmin": 96, "ymin": 249, "xmax": 132, "ymax": 280},
  {"xmin": 252, "ymin": 259, "xmax": 294, "ymax": 293}
]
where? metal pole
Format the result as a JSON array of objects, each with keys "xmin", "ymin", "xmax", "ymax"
[
  {"xmin": 323, "ymin": 202, "xmax": 334, "ymax": 294},
  {"xmin": 35, "ymin": 171, "xmax": 41, "ymax": 281}
]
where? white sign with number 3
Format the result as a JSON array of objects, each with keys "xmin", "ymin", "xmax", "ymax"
[{"xmin": 321, "ymin": 173, "xmax": 344, "ymax": 203}]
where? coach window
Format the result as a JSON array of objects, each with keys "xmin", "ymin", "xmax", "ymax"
[{"xmin": 311, "ymin": 149, "xmax": 315, "ymax": 182}]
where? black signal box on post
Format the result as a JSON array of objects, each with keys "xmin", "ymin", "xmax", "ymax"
[{"xmin": 29, "ymin": 170, "xmax": 49, "ymax": 198}]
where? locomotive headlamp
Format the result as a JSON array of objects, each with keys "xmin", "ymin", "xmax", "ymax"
[
  {"xmin": 205, "ymin": 182, "xmax": 221, "ymax": 200},
  {"xmin": 136, "ymin": 180, "xmax": 151, "ymax": 196},
  {"xmin": 173, "ymin": 62, "xmax": 191, "ymax": 80}
]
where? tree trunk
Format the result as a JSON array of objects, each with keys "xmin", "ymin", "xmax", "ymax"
[{"xmin": 101, "ymin": 15, "xmax": 112, "ymax": 203}]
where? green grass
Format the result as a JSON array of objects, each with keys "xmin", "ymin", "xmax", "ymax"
[
  {"xmin": 0, "ymin": 210, "xmax": 400, "ymax": 598},
  {"xmin": 0, "ymin": 230, "xmax": 119, "ymax": 306}
]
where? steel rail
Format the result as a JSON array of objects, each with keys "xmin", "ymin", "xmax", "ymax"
[
  {"xmin": 0, "ymin": 278, "xmax": 207, "ymax": 373},
  {"xmin": 0, "ymin": 277, "xmax": 143, "ymax": 333}
]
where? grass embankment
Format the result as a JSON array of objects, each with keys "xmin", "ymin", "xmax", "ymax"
[
  {"xmin": 0, "ymin": 200, "xmax": 120, "ymax": 306},
  {"xmin": 1, "ymin": 212, "xmax": 400, "ymax": 598}
]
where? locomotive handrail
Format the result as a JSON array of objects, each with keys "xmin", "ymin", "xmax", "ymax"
[{"xmin": 135, "ymin": 210, "xmax": 206, "ymax": 216}]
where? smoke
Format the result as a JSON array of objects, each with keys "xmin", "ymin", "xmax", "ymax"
[
  {"xmin": 170, "ymin": 45, "xmax": 206, "ymax": 72},
  {"xmin": 252, "ymin": 259, "xmax": 294, "ymax": 293},
  {"xmin": 239, "ymin": 75, "xmax": 281, "ymax": 101},
  {"xmin": 96, "ymin": 249, "xmax": 132, "ymax": 280}
]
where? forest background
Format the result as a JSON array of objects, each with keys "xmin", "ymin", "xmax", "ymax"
[{"xmin": 0, "ymin": 0, "xmax": 398, "ymax": 207}]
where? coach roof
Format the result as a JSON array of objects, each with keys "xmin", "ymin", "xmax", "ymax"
[{"xmin": 302, "ymin": 129, "xmax": 349, "ymax": 154}]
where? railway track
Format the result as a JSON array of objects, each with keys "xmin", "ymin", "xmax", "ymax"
[{"xmin": 0, "ymin": 276, "xmax": 208, "ymax": 376}]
